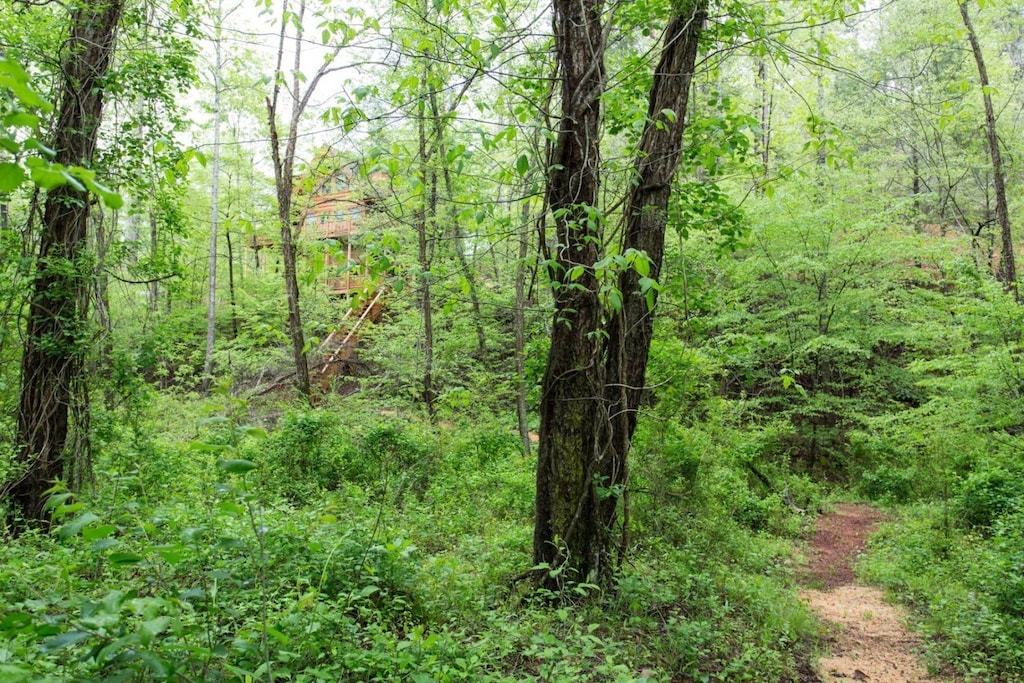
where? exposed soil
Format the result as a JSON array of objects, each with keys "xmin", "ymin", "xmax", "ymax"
[{"xmin": 800, "ymin": 503, "xmax": 951, "ymax": 683}]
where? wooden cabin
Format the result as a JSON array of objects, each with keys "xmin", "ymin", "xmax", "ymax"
[
  {"xmin": 253, "ymin": 164, "xmax": 386, "ymax": 295},
  {"xmin": 300, "ymin": 166, "xmax": 386, "ymax": 295}
]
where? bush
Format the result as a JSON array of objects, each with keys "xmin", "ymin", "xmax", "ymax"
[
  {"xmin": 861, "ymin": 504, "xmax": 1024, "ymax": 681},
  {"xmin": 859, "ymin": 464, "xmax": 917, "ymax": 504},
  {"xmin": 261, "ymin": 410, "xmax": 349, "ymax": 494},
  {"xmin": 956, "ymin": 467, "xmax": 1023, "ymax": 530}
]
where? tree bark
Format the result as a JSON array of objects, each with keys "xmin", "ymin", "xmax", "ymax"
[
  {"xmin": 266, "ymin": 0, "xmax": 345, "ymax": 399},
  {"xmin": 514, "ymin": 196, "xmax": 533, "ymax": 456},
  {"xmin": 602, "ymin": 0, "xmax": 707, "ymax": 559},
  {"xmin": 756, "ymin": 59, "xmax": 772, "ymax": 186},
  {"xmin": 959, "ymin": 0, "xmax": 1017, "ymax": 300},
  {"xmin": 202, "ymin": 0, "xmax": 223, "ymax": 395},
  {"xmin": 226, "ymin": 223, "xmax": 239, "ymax": 340},
  {"xmin": 267, "ymin": 112, "xmax": 311, "ymax": 397},
  {"xmin": 534, "ymin": 0, "xmax": 707, "ymax": 586},
  {"xmin": 148, "ymin": 206, "xmax": 159, "ymax": 313},
  {"xmin": 6, "ymin": 0, "xmax": 124, "ymax": 525},
  {"xmin": 533, "ymin": 0, "xmax": 608, "ymax": 586},
  {"xmin": 416, "ymin": 84, "xmax": 437, "ymax": 415}
]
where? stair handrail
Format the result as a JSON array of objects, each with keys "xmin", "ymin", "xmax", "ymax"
[{"xmin": 318, "ymin": 288, "xmax": 386, "ymax": 376}]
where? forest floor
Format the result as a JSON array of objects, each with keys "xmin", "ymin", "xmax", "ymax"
[{"xmin": 800, "ymin": 503, "xmax": 952, "ymax": 683}]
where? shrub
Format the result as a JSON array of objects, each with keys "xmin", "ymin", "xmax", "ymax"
[
  {"xmin": 859, "ymin": 464, "xmax": 917, "ymax": 504},
  {"xmin": 955, "ymin": 467, "xmax": 1022, "ymax": 530},
  {"xmin": 259, "ymin": 410, "xmax": 349, "ymax": 495}
]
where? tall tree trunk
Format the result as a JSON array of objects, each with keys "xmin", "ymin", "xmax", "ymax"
[
  {"xmin": 910, "ymin": 145, "xmax": 921, "ymax": 218},
  {"xmin": 534, "ymin": 0, "xmax": 707, "ymax": 586},
  {"xmin": 148, "ymin": 207, "xmax": 159, "ymax": 313},
  {"xmin": 6, "ymin": 0, "xmax": 124, "ymax": 526},
  {"xmin": 533, "ymin": 0, "xmax": 608, "ymax": 586},
  {"xmin": 267, "ymin": 118, "xmax": 311, "ymax": 397},
  {"xmin": 959, "ymin": 0, "xmax": 1018, "ymax": 300},
  {"xmin": 266, "ymin": 0, "xmax": 344, "ymax": 398},
  {"xmin": 514, "ymin": 196, "xmax": 533, "ymax": 456},
  {"xmin": 416, "ymin": 79, "xmax": 437, "ymax": 415},
  {"xmin": 226, "ymin": 224, "xmax": 239, "ymax": 340},
  {"xmin": 202, "ymin": 1, "xmax": 223, "ymax": 395},
  {"xmin": 756, "ymin": 59, "xmax": 771, "ymax": 186},
  {"xmin": 602, "ymin": 0, "xmax": 707, "ymax": 562}
]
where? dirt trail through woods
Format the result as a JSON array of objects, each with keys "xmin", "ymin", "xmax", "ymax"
[{"xmin": 800, "ymin": 504, "xmax": 951, "ymax": 683}]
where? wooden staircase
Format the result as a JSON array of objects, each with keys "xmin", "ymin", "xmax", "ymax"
[{"xmin": 312, "ymin": 288, "xmax": 387, "ymax": 391}]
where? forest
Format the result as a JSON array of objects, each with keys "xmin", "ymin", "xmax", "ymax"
[{"xmin": 2, "ymin": 0, "xmax": 1024, "ymax": 679}]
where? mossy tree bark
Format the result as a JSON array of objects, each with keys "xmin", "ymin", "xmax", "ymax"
[
  {"xmin": 534, "ymin": 0, "xmax": 707, "ymax": 586},
  {"xmin": 6, "ymin": 0, "xmax": 124, "ymax": 526},
  {"xmin": 533, "ymin": 0, "xmax": 608, "ymax": 586},
  {"xmin": 603, "ymin": 1, "xmax": 708, "ymax": 557}
]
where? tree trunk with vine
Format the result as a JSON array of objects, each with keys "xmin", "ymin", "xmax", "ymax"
[{"xmin": 6, "ymin": 0, "xmax": 124, "ymax": 526}]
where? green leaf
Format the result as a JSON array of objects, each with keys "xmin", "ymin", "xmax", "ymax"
[
  {"xmin": 214, "ymin": 458, "xmax": 256, "ymax": 475},
  {"xmin": 216, "ymin": 501, "xmax": 244, "ymax": 516},
  {"xmin": 0, "ymin": 163, "xmax": 26, "ymax": 193},
  {"xmin": 155, "ymin": 544, "xmax": 184, "ymax": 565},
  {"xmin": 81, "ymin": 524, "xmax": 117, "ymax": 541},
  {"xmin": 139, "ymin": 651, "xmax": 173, "ymax": 677},
  {"xmin": 139, "ymin": 616, "xmax": 171, "ymax": 647},
  {"xmin": 29, "ymin": 165, "xmax": 68, "ymax": 190},
  {"xmin": 67, "ymin": 167, "xmax": 123, "ymax": 209},
  {"xmin": 91, "ymin": 538, "xmax": 120, "ymax": 552},
  {"xmin": 0, "ymin": 664, "xmax": 31, "ymax": 682},
  {"xmin": 41, "ymin": 630, "xmax": 92, "ymax": 652},
  {"xmin": 266, "ymin": 625, "xmax": 290, "ymax": 644},
  {"xmin": 98, "ymin": 189, "xmax": 123, "ymax": 209},
  {"xmin": 607, "ymin": 288, "xmax": 623, "ymax": 312},
  {"xmin": 637, "ymin": 276, "xmax": 659, "ymax": 293},
  {"xmin": 42, "ymin": 491, "xmax": 74, "ymax": 511},
  {"xmin": 630, "ymin": 251, "xmax": 650, "ymax": 277},
  {"xmin": 108, "ymin": 552, "xmax": 144, "ymax": 565},
  {"xmin": 3, "ymin": 112, "xmax": 39, "ymax": 129},
  {"xmin": 0, "ymin": 57, "xmax": 31, "ymax": 83},
  {"xmin": 515, "ymin": 154, "xmax": 530, "ymax": 176},
  {"xmin": 0, "ymin": 612, "xmax": 34, "ymax": 631},
  {"xmin": 0, "ymin": 61, "xmax": 52, "ymax": 111},
  {"xmin": 59, "ymin": 512, "xmax": 101, "ymax": 540},
  {"xmin": 234, "ymin": 425, "xmax": 268, "ymax": 440},
  {"xmin": 23, "ymin": 138, "xmax": 56, "ymax": 157}
]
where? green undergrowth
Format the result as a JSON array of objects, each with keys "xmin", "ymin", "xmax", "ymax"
[
  {"xmin": 860, "ymin": 503, "xmax": 1024, "ymax": 683},
  {"xmin": 846, "ymin": 275, "xmax": 1024, "ymax": 682},
  {"xmin": 0, "ymin": 391, "xmax": 821, "ymax": 682}
]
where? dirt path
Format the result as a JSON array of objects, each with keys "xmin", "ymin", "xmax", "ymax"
[{"xmin": 800, "ymin": 503, "xmax": 951, "ymax": 683}]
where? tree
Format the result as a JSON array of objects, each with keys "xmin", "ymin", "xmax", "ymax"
[
  {"xmin": 5, "ymin": 0, "xmax": 124, "ymax": 525},
  {"xmin": 958, "ymin": 0, "xmax": 1017, "ymax": 300},
  {"xmin": 602, "ymin": 0, "xmax": 708, "ymax": 558},
  {"xmin": 533, "ymin": 0, "xmax": 707, "ymax": 585},
  {"xmin": 532, "ymin": 0, "xmax": 607, "ymax": 585},
  {"xmin": 202, "ymin": 0, "xmax": 226, "ymax": 394},
  {"xmin": 265, "ymin": 0, "xmax": 354, "ymax": 398}
]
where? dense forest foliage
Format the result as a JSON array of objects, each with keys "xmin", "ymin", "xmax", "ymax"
[{"xmin": 2, "ymin": 0, "xmax": 1024, "ymax": 679}]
